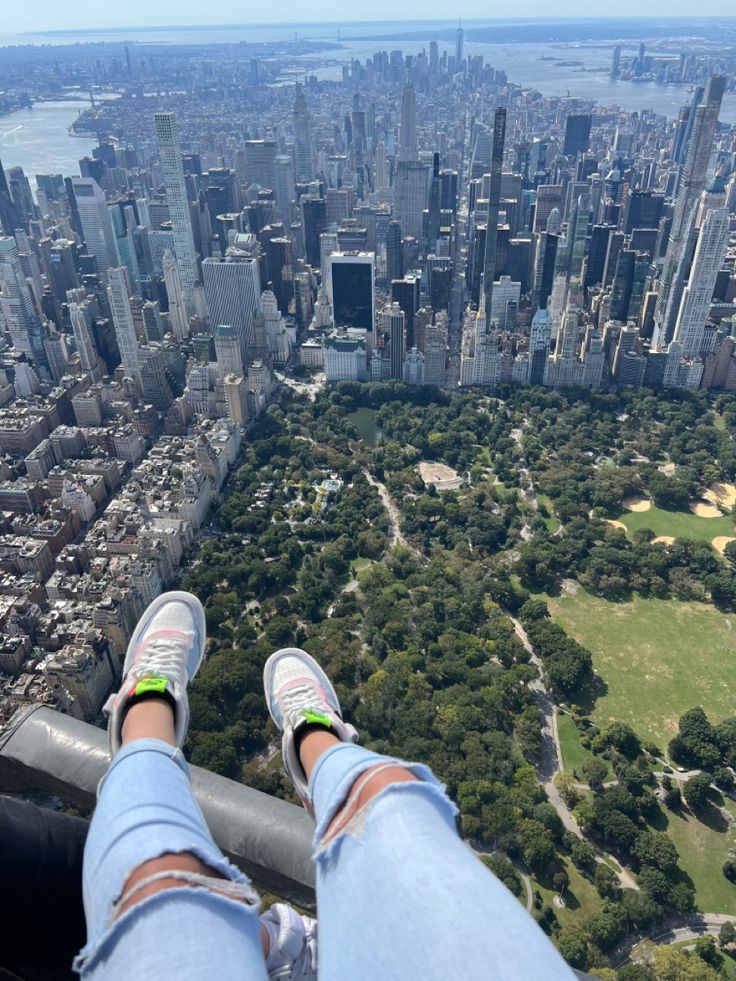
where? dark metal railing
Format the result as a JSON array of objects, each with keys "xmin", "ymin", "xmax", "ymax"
[
  {"xmin": 0, "ymin": 705, "xmax": 598, "ymax": 978},
  {"xmin": 0, "ymin": 704, "xmax": 315, "ymax": 907}
]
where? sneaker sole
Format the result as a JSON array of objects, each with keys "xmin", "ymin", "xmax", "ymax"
[
  {"xmin": 123, "ymin": 590, "xmax": 207, "ymax": 682},
  {"xmin": 263, "ymin": 647, "xmax": 341, "ymax": 731}
]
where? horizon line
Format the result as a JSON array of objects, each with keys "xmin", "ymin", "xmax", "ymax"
[{"xmin": 20, "ymin": 14, "xmax": 736, "ymax": 38}]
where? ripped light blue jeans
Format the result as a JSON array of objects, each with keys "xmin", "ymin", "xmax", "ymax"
[{"xmin": 75, "ymin": 739, "xmax": 574, "ymax": 979}]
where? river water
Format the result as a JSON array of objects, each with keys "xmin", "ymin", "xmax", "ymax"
[{"xmin": 0, "ymin": 101, "xmax": 99, "ymax": 186}]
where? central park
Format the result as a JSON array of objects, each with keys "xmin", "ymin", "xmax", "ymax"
[{"xmin": 179, "ymin": 380, "xmax": 736, "ymax": 977}]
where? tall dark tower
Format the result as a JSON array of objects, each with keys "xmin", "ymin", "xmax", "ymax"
[
  {"xmin": 483, "ymin": 108, "xmax": 507, "ymax": 327},
  {"xmin": 426, "ymin": 153, "xmax": 441, "ymax": 254},
  {"xmin": 0, "ymin": 158, "xmax": 19, "ymax": 235}
]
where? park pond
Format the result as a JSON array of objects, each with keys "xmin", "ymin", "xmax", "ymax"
[{"xmin": 347, "ymin": 408, "xmax": 382, "ymax": 448}]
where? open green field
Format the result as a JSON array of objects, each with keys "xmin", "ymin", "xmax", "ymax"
[
  {"xmin": 350, "ymin": 556, "xmax": 374, "ymax": 575},
  {"xmin": 557, "ymin": 711, "xmax": 612, "ymax": 780},
  {"xmin": 650, "ymin": 796, "xmax": 736, "ymax": 913},
  {"xmin": 537, "ymin": 494, "xmax": 560, "ymax": 534},
  {"xmin": 546, "ymin": 589, "xmax": 736, "ymax": 745},
  {"xmin": 618, "ymin": 503, "xmax": 734, "ymax": 544},
  {"xmin": 532, "ymin": 856, "xmax": 602, "ymax": 927}
]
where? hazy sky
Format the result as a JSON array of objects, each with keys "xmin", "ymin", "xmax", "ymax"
[{"xmin": 5, "ymin": 1, "xmax": 736, "ymax": 34}]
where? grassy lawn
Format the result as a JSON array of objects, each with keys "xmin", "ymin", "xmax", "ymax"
[
  {"xmin": 649, "ymin": 796, "xmax": 736, "ymax": 914},
  {"xmin": 532, "ymin": 857, "xmax": 602, "ymax": 927},
  {"xmin": 537, "ymin": 493, "xmax": 561, "ymax": 534},
  {"xmin": 350, "ymin": 556, "xmax": 374, "ymax": 575},
  {"xmin": 546, "ymin": 588, "xmax": 736, "ymax": 745},
  {"xmin": 557, "ymin": 711, "xmax": 612, "ymax": 781},
  {"xmin": 663, "ymin": 939, "xmax": 736, "ymax": 977},
  {"xmin": 723, "ymin": 953, "xmax": 736, "ymax": 980},
  {"xmin": 618, "ymin": 503, "xmax": 734, "ymax": 544}
]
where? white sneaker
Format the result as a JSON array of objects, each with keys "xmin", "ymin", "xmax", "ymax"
[
  {"xmin": 104, "ymin": 591, "xmax": 207, "ymax": 754},
  {"xmin": 263, "ymin": 647, "xmax": 358, "ymax": 809},
  {"xmin": 261, "ymin": 903, "xmax": 318, "ymax": 980}
]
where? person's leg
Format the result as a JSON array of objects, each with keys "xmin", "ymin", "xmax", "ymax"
[
  {"xmin": 75, "ymin": 592, "xmax": 267, "ymax": 981},
  {"xmin": 264, "ymin": 647, "xmax": 575, "ymax": 981},
  {"xmin": 0, "ymin": 795, "xmax": 87, "ymax": 979}
]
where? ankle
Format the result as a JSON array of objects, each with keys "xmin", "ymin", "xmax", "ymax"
[
  {"xmin": 121, "ymin": 698, "xmax": 176, "ymax": 747},
  {"xmin": 297, "ymin": 725, "xmax": 341, "ymax": 780}
]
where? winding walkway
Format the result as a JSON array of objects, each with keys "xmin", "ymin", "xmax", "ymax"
[
  {"xmin": 364, "ymin": 469, "xmax": 421, "ymax": 557},
  {"xmin": 506, "ymin": 610, "xmax": 640, "ymax": 892}
]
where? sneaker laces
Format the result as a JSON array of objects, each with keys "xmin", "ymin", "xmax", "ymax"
[
  {"xmin": 280, "ymin": 680, "xmax": 334, "ymax": 726},
  {"xmin": 291, "ymin": 918, "xmax": 318, "ymax": 977},
  {"xmin": 133, "ymin": 632, "xmax": 192, "ymax": 688}
]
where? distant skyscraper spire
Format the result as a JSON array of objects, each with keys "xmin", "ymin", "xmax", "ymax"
[
  {"xmin": 483, "ymin": 107, "xmax": 507, "ymax": 327},
  {"xmin": 455, "ymin": 21, "xmax": 464, "ymax": 70},
  {"xmin": 399, "ymin": 84, "xmax": 417, "ymax": 163},
  {"xmin": 652, "ymin": 75, "xmax": 725, "ymax": 350},
  {"xmin": 154, "ymin": 111, "xmax": 200, "ymax": 319},
  {"xmin": 293, "ymin": 83, "xmax": 314, "ymax": 182}
]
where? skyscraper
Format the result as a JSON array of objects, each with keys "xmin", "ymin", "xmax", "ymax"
[
  {"xmin": 425, "ymin": 153, "xmax": 441, "ymax": 253},
  {"xmin": 302, "ymin": 195, "xmax": 327, "ymax": 269},
  {"xmin": 382, "ymin": 302, "xmax": 406, "ymax": 379},
  {"xmin": 202, "ymin": 252, "xmax": 261, "ymax": 364},
  {"xmin": 107, "ymin": 266, "xmax": 142, "ymax": 389},
  {"xmin": 154, "ymin": 112, "xmax": 200, "ymax": 319},
  {"xmin": 163, "ymin": 248, "xmax": 190, "ymax": 341},
  {"xmin": 624, "ymin": 190, "xmax": 664, "ymax": 234},
  {"xmin": 399, "ymin": 84, "xmax": 417, "ymax": 163},
  {"xmin": 330, "ymin": 252, "xmax": 375, "ymax": 333},
  {"xmin": 0, "ymin": 236, "xmax": 46, "ymax": 366},
  {"xmin": 375, "ymin": 142, "xmax": 389, "ymax": 190},
  {"xmin": 652, "ymin": 76, "xmax": 725, "ymax": 349},
  {"xmin": 672, "ymin": 207, "xmax": 729, "ymax": 359},
  {"xmin": 610, "ymin": 249, "xmax": 649, "ymax": 323},
  {"xmin": 455, "ymin": 23, "xmax": 464, "ymax": 71},
  {"xmin": 483, "ymin": 108, "xmax": 507, "ymax": 325},
  {"xmin": 72, "ymin": 177, "xmax": 118, "ymax": 277},
  {"xmin": 293, "ymin": 84, "xmax": 314, "ymax": 183},
  {"xmin": 274, "ymin": 154, "xmax": 295, "ymax": 225},
  {"xmin": 245, "ymin": 140, "xmax": 277, "ymax": 190},
  {"xmin": 6, "ymin": 167, "xmax": 36, "ymax": 226},
  {"xmin": 386, "ymin": 220, "xmax": 402, "ymax": 283},
  {"xmin": 563, "ymin": 115, "xmax": 592, "ymax": 157},
  {"xmin": 529, "ymin": 307, "xmax": 552, "ymax": 385},
  {"xmin": 394, "ymin": 161, "xmax": 428, "ymax": 242},
  {"xmin": 214, "ymin": 323, "xmax": 245, "ymax": 376},
  {"xmin": 423, "ymin": 323, "xmax": 447, "ymax": 386},
  {"xmin": 611, "ymin": 46, "xmax": 621, "ymax": 78},
  {"xmin": 68, "ymin": 295, "xmax": 104, "ymax": 381},
  {"xmin": 0, "ymin": 158, "xmax": 19, "ymax": 235}
]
